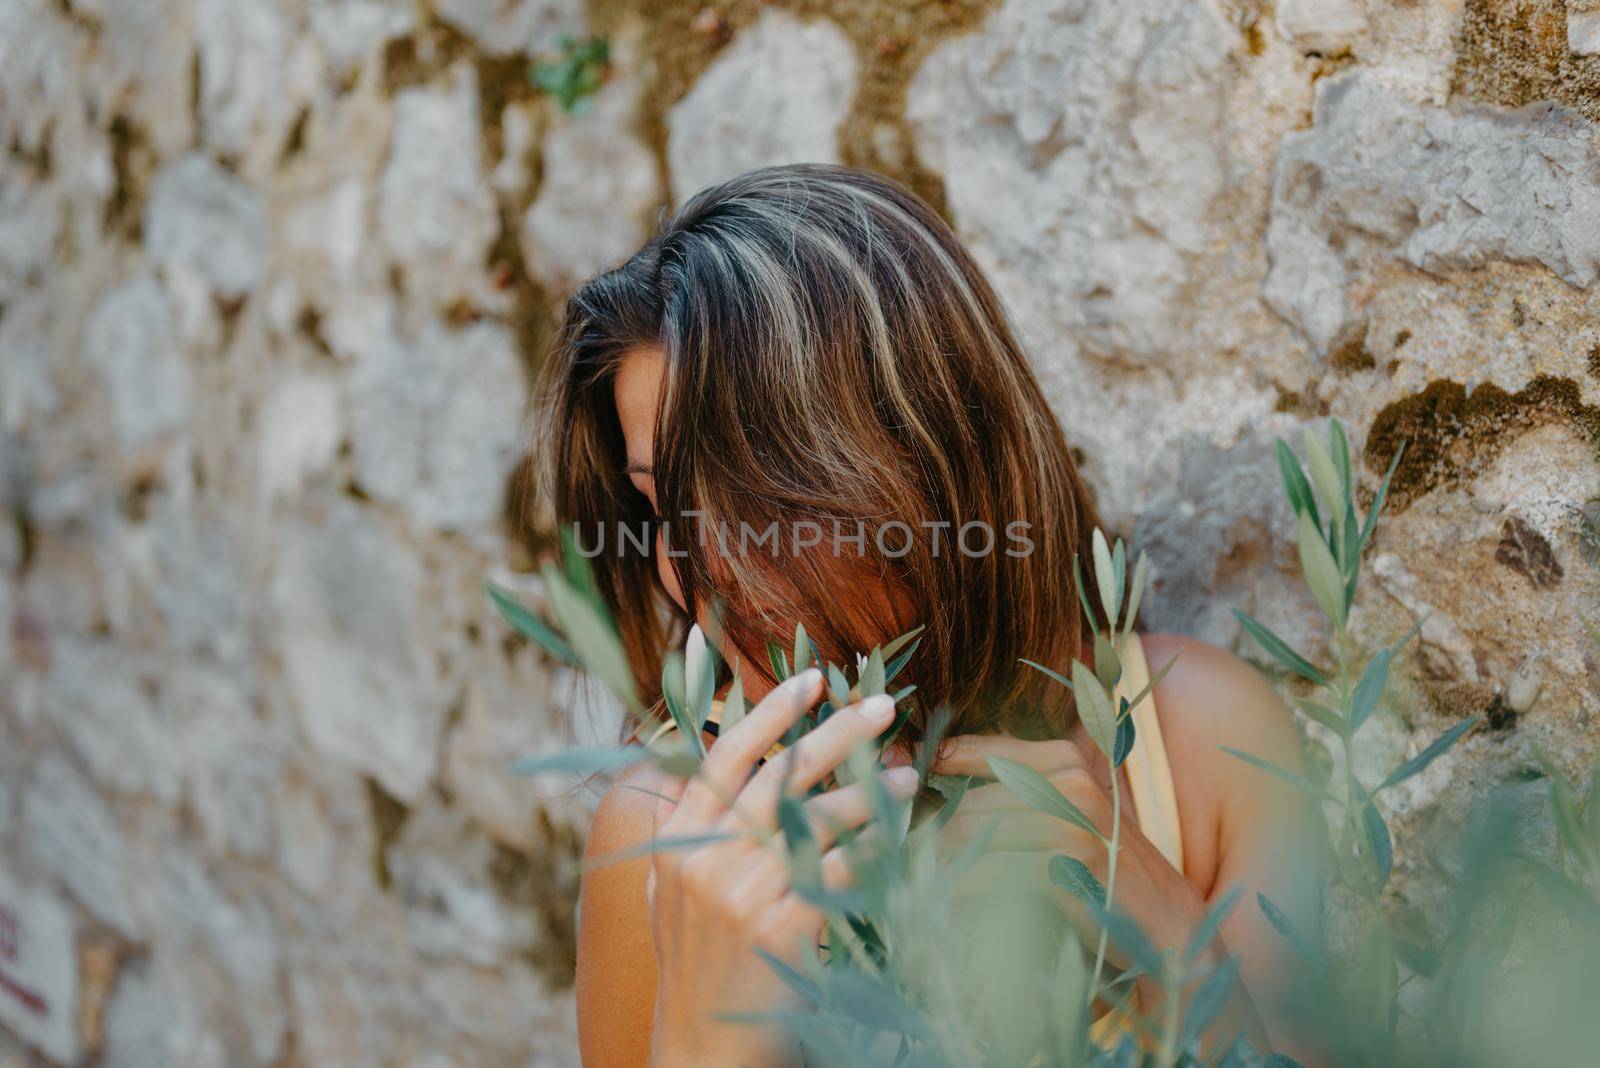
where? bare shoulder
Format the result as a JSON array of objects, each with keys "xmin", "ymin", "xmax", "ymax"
[
  {"xmin": 1137, "ymin": 633, "xmax": 1310, "ymax": 890},
  {"xmin": 575, "ymin": 763, "xmax": 664, "ymax": 1068},
  {"xmin": 1138, "ymin": 632, "xmax": 1302, "ymax": 766},
  {"xmin": 586, "ymin": 760, "xmax": 665, "ymax": 859}
]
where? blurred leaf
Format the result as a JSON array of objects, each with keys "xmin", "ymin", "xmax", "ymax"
[
  {"xmin": 1265, "ymin": 1055, "xmax": 1308, "ymax": 1068},
  {"xmin": 1275, "ymin": 438, "xmax": 1321, "ymax": 530},
  {"xmin": 767, "ymin": 640, "xmax": 791, "ymax": 683},
  {"xmin": 1257, "ymin": 892, "xmax": 1322, "ymax": 964},
  {"xmin": 1111, "ymin": 537, "xmax": 1127, "ymax": 628},
  {"xmin": 559, "ymin": 524, "xmax": 606, "ymax": 609},
  {"xmin": 1089, "ymin": 904, "xmax": 1165, "ymax": 979},
  {"xmin": 510, "ymin": 744, "xmax": 647, "ymax": 777},
  {"xmin": 1296, "ymin": 511, "xmax": 1346, "ymax": 629},
  {"xmin": 880, "ymin": 624, "xmax": 925, "ymax": 663},
  {"xmin": 822, "ymin": 970, "xmax": 934, "ymax": 1039},
  {"xmin": 931, "ymin": 775, "xmax": 971, "ymax": 831},
  {"xmin": 1378, "ymin": 715, "xmax": 1480, "ymax": 790},
  {"xmin": 1119, "ymin": 651, "xmax": 1179, "ymax": 716},
  {"xmin": 1093, "ymin": 529, "xmax": 1119, "ymax": 627},
  {"xmin": 1073, "ymin": 659, "xmax": 1117, "ymax": 759},
  {"xmin": 927, "ymin": 773, "xmax": 973, "ymax": 802},
  {"xmin": 1362, "ymin": 801, "xmax": 1393, "ymax": 891},
  {"xmin": 661, "ymin": 652, "xmax": 704, "ymax": 759},
  {"xmin": 753, "ymin": 948, "xmax": 823, "ymax": 1006},
  {"xmin": 587, "ymin": 831, "xmax": 733, "ymax": 869},
  {"xmin": 988, "ymin": 756, "xmax": 1106, "ymax": 841},
  {"xmin": 1048, "ymin": 855, "xmax": 1107, "ymax": 909},
  {"xmin": 1303, "ymin": 425, "xmax": 1344, "ymax": 520},
  {"xmin": 1330, "ymin": 418, "xmax": 1352, "ymax": 496},
  {"xmin": 1021, "ymin": 658, "xmax": 1075, "ymax": 691},
  {"xmin": 1186, "ymin": 886, "xmax": 1243, "ymax": 964},
  {"xmin": 483, "ymin": 581, "xmax": 576, "ymax": 665},
  {"xmin": 1221, "ymin": 747, "xmax": 1334, "ymax": 803},
  {"xmin": 861, "ymin": 647, "xmax": 887, "ymax": 697},
  {"xmin": 1072, "ymin": 553, "xmax": 1100, "ymax": 632},
  {"xmin": 1359, "ymin": 443, "xmax": 1405, "ymax": 549},
  {"xmin": 1341, "ymin": 503, "xmax": 1362, "ymax": 609},
  {"xmin": 1349, "ymin": 646, "xmax": 1391, "ymax": 733},
  {"xmin": 542, "ymin": 562, "xmax": 643, "ymax": 713},
  {"xmin": 1122, "ymin": 551, "xmax": 1150, "ymax": 642},
  {"xmin": 685, "ymin": 624, "xmax": 716, "ymax": 731},
  {"xmin": 884, "ymin": 637, "xmax": 922, "ymax": 686},
  {"xmin": 722, "ymin": 673, "xmax": 745, "ymax": 732},
  {"xmin": 1232, "ymin": 609, "xmax": 1329, "ymax": 687},
  {"xmin": 1552, "ymin": 774, "xmax": 1599, "ymax": 872},
  {"xmin": 1182, "ymin": 955, "xmax": 1239, "ymax": 1048},
  {"xmin": 651, "ymin": 746, "xmax": 702, "ymax": 778},
  {"xmin": 828, "ymin": 664, "xmax": 852, "ymax": 708},
  {"xmin": 792, "ymin": 623, "xmax": 813, "ymax": 675},
  {"xmin": 1295, "ymin": 698, "xmax": 1347, "ymax": 737}
]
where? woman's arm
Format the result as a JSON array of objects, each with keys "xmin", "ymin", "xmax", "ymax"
[
  {"xmin": 1146, "ymin": 634, "xmax": 1328, "ymax": 1061},
  {"xmin": 575, "ymin": 764, "xmax": 664, "ymax": 1068}
]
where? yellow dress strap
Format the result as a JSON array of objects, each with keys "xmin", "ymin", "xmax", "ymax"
[
  {"xmin": 1086, "ymin": 634, "xmax": 1185, "ymax": 1047},
  {"xmin": 1112, "ymin": 633, "xmax": 1185, "ymax": 874}
]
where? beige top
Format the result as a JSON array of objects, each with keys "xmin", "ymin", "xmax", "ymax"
[{"xmin": 1116, "ymin": 633, "xmax": 1185, "ymax": 874}]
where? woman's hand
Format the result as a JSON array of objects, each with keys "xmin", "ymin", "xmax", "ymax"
[
  {"xmin": 930, "ymin": 736, "xmax": 1211, "ymax": 992},
  {"xmin": 646, "ymin": 668, "xmax": 918, "ymax": 1068}
]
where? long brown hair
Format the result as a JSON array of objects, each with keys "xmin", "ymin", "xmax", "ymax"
[{"xmin": 538, "ymin": 164, "xmax": 1107, "ymax": 741}]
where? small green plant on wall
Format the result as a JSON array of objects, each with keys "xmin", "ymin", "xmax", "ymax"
[
  {"xmin": 486, "ymin": 419, "xmax": 1600, "ymax": 1066},
  {"xmin": 530, "ymin": 35, "xmax": 610, "ymax": 114}
]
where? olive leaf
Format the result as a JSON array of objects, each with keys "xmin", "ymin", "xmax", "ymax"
[
  {"xmin": 1296, "ymin": 510, "xmax": 1347, "ymax": 629},
  {"xmin": 1072, "ymin": 658, "xmax": 1117, "ymax": 760},
  {"xmin": 988, "ymin": 756, "xmax": 1106, "ymax": 842}
]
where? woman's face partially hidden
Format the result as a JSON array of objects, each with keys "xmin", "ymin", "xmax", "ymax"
[
  {"xmin": 612, "ymin": 343, "xmax": 687, "ymax": 613},
  {"xmin": 610, "ymin": 342, "xmax": 910, "ymax": 724}
]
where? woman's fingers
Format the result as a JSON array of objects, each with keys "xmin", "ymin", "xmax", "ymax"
[
  {"xmin": 929, "ymin": 734, "xmax": 1090, "ymax": 778},
  {"xmin": 723, "ymin": 767, "xmax": 917, "ymax": 909},
  {"xmin": 798, "ymin": 766, "xmax": 919, "ymax": 851},
  {"xmin": 671, "ymin": 669, "xmax": 823, "ymax": 826},
  {"xmin": 759, "ymin": 845, "xmax": 858, "ymax": 960},
  {"xmin": 728, "ymin": 694, "xmax": 898, "ymax": 831}
]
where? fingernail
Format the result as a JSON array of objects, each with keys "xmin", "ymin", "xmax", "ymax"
[
  {"xmin": 782, "ymin": 668, "xmax": 821, "ymax": 693},
  {"xmin": 886, "ymin": 765, "xmax": 919, "ymax": 794},
  {"xmin": 858, "ymin": 694, "xmax": 895, "ymax": 727}
]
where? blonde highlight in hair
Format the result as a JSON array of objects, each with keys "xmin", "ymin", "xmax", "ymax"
[{"xmin": 539, "ymin": 164, "xmax": 1108, "ymax": 741}]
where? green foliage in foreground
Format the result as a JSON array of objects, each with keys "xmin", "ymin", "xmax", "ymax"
[{"xmin": 487, "ymin": 419, "xmax": 1600, "ymax": 1066}]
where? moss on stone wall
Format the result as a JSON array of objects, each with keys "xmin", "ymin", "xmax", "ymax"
[{"xmin": 1365, "ymin": 376, "xmax": 1600, "ymax": 510}]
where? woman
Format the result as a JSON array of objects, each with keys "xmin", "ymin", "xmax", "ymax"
[{"xmin": 539, "ymin": 165, "xmax": 1320, "ymax": 1065}]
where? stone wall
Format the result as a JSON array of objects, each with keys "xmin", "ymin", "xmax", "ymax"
[{"xmin": 2, "ymin": 0, "xmax": 1597, "ymax": 1064}]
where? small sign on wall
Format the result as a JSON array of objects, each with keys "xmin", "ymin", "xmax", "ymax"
[{"xmin": 0, "ymin": 866, "xmax": 79, "ymax": 1064}]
